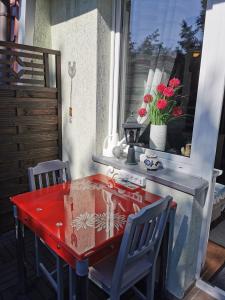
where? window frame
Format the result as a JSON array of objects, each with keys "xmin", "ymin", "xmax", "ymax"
[{"xmin": 114, "ymin": 0, "xmax": 224, "ymax": 177}]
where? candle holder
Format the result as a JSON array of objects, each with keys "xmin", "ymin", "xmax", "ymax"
[{"xmin": 122, "ymin": 113, "xmax": 144, "ymax": 165}]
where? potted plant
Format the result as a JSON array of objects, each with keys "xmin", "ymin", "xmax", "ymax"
[{"xmin": 137, "ymin": 77, "xmax": 183, "ymax": 151}]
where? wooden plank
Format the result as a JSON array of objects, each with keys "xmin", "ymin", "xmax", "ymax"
[
  {"xmin": 0, "ymin": 98, "xmax": 57, "ymax": 108},
  {"xmin": 0, "ymin": 132, "xmax": 58, "ymax": 144},
  {"xmin": 0, "ymin": 115, "xmax": 58, "ymax": 126},
  {"xmin": 0, "ymin": 49, "xmax": 43, "ymax": 60},
  {"xmin": 0, "ymin": 203, "xmax": 18, "ymax": 215},
  {"xmin": 0, "ymin": 40, "xmax": 61, "ymax": 55},
  {"xmin": 0, "ymin": 85, "xmax": 57, "ymax": 92},
  {"xmin": 0, "ymin": 177, "xmax": 20, "ymax": 187},
  {"xmin": 18, "ymin": 124, "xmax": 58, "ymax": 133},
  {"xmin": 0, "ymin": 108, "xmax": 16, "ymax": 117},
  {"xmin": 11, "ymin": 108, "xmax": 57, "ymax": 116},
  {"xmin": 0, "ymin": 187, "xmax": 22, "ymax": 196},
  {"xmin": 43, "ymin": 53, "xmax": 50, "ymax": 87},
  {"xmin": 0, "ymin": 199, "xmax": 24, "ymax": 210},
  {"xmin": 0, "ymin": 104, "xmax": 57, "ymax": 112},
  {"xmin": 22, "ymin": 60, "xmax": 45, "ymax": 69},
  {"xmin": 16, "ymin": 91, "xmax": 57, "ymax": 99},
  {"xmin": 0, "ymin": 193, "xmax": 21, "ymax": 202},
  {"xmin": 0, "ymin": 77, "xmax": 45, "ymax": 85},
  {"xmin": 15, "ymin": 91, "xmax": 57, "ymax": 99},
  {"xmin": 0, "ymin": 214, "xmax": 14, "ymax": 234},
  {"xmin": 21, "ymin": 155, "xmax": 60, "ymax": 169},
  {"xmin": 0, "ymin": 126, "xmax": 17, "ymax": 135},
  {"xmin": 0, "ymin": 147, "xmax": 58, "ymax": 162},
  {"xmin": 0, "ymin": 223, "xmax": 13, "ymax": 235},
  {"xmin": 0, "ymin": 96, "xmax": 57, "ymax": 102},
  {"xmin": 0, "ymin": 184, "xmax": 29, "ymax": 198},
  {"xmin": 56, "ymin": 54, "xmax": 62, "ymax": 159},
  {"xmin": 0, "ymin": 90, "xmax": 15, "ymax": 97},
  {"xmin": 0, "ymin": 144, "xmax": 18, "ymax": 152},
  {"xmin": 0, "ymin": 161, "xmax": 19, "ymax": 170},
  {"xmin": 0, "ymin": 169, "xmax": 26, "ymax": 182},
  {"xmin": 0, "ymin": 59, "xmax": 45, "ymax": 69},
  {"xmin": 23, "ymin": 69, "xmax": 44, "ymax": 77},
  {"xmin": 23, "ymin": 140, "xmax": 58, "ymax": 150},
  {"xmin": 0, "ymin": 67, "xmax": 44, "ymax": 77}
]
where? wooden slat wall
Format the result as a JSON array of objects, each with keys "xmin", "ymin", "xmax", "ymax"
[{"xmin": 0, "ymin": 41, "xmax": 62, "ymax": 234}]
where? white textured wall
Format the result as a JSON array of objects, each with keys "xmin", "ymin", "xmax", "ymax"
[
  {"xmin": 50, "ymin": 0, "xmax": 112, "ymax": 179},
  {"xmin": 96, "ymin": 0, "xmax": 112, "ymax": 155}
]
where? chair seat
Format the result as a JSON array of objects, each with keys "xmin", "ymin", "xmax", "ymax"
[{"xmin": 89, "ymin": 254, "xmax": 152, "ymax": 293}]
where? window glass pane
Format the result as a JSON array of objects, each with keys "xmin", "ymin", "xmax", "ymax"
[{"xmin": 120, "ymin": 0, "xmax": 207, "ymax": 156}]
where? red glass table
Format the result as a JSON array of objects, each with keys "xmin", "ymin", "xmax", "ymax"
[{"xmin": 11, "ymin": 173, "xmax": 176, "ymax": 300}]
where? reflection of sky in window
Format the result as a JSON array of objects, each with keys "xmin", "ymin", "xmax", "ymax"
[{"xmin": 130, "ymin": 0, "xmax": 203, "ymax": 50}]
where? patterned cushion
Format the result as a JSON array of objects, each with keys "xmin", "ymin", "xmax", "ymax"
[{"xmin": 214, "ymin": 183, "xmax": 225, "ymax": 204}]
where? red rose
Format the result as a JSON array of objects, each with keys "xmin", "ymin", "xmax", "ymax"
[
  {"xmin": 138, "ymin": 107, "xmax": 147, "ymax": 117},
  {"xmin": 156, "ymin": 99, "xmax": 168, "ymax": 110},
  {"xmin": 169, "ymin": 77, "xmax": 180, "ymax": 88},
  {"xmin": 172, "ymin": 106, "xmax": 183, "ymax": 117},
  {"xmin": 144, "ymin": 94, "xmax": 153, "ymax": 103},
  {"xmin": 163, "ymin": 87, "xmax": 174, "ymax": 97},
  {"xmin": 157, "ymin": 83, "xmax": 166, "ymax": 94}
]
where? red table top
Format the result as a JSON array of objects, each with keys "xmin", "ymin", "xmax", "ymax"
[{"xmin": 11, "ymin": 174, "xmax": 176, "ymax": 263}]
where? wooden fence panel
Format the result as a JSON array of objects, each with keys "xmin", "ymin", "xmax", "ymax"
[{"xmin": 0, "ymin": 41, "xmax": 62, "ymax": 234}]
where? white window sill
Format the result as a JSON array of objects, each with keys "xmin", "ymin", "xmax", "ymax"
[{"xmin": 92, "ymin": 155, "xmax": 208, "ymax": 196}]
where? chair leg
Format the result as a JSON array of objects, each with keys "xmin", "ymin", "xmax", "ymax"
[
  {"xmin": 56, "ymin": 256, "xmax": 64, "ymax": 300},
  {"xmin": 69, "ymin": 266, "xmax": 76, "ymax": 300},
  {"xmin": 110, "ymin": 289, "xmax": 120, "ymax": 300},
  {"xmin": 146, "ymin": 266, "xmax": 156, "ymax": 300},
  {"xmin": 109, "ymin": 295, "xmax": 120, "ymax": 300},
  {"xmin": 34, "ymin": 235, "xmax": 41, "ymax": 277},
  {"xmin": 16, "ymin": 219, "xmax": 27, "ymax": 294}
]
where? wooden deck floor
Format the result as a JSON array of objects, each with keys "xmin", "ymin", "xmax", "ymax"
[
  {"xmin": 0, "ymin": 230, "xmax": 56, "ymax": 300},
  {"xmin": 202, "ymin": 240, "xmax": 225, "ymax": 281},
  {"xmin": 0, "ymin": 230, "xmax": 136, "ymax": 300},
  {"xmin": 0, "ymin": 230, "xmax": 217, "ymax": 300}
]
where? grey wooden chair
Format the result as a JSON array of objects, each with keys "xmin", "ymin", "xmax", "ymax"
[
  {"xmin": 28, "ymin": 159, "xmax": 71, "ymax": 300},
  {"xmin": 89, "ymin": 195, "xmax": 172, "ymax": 300}
]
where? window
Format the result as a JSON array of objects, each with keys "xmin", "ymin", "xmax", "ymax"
[{"xmin": 119, "ymin": 0, "xmax": 207, "ymax": 156}]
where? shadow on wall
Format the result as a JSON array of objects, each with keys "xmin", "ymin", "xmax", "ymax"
[
  {"xmin": 168, "ymin": 215, "xmax": 188, "ymax": 297},
  {"xmin": 63, "ymin": 112, "xmax": 97, "ymax": 179},
  {"xmin": 51, "ymin": 0, "xmax": 112, "ymax": 30}
]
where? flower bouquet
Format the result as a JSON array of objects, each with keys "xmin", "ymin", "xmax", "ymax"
[{"xmin": 137, "ymin": 77, "xmax": 183, "ymax": 151}]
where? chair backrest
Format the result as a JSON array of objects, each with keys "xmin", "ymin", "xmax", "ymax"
[
  {"xmin": 28, "ymin": 159, "xmax": 71, "ymax": 191},
  {"xmin": 112, "ymin": 195, "xmax": 172, "ymax": 290}
]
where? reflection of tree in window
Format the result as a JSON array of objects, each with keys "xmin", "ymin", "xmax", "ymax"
[
  {"xmin": 167, "ymin": 0, "xmax": 206, "ymax": 153},
  {"xmin": 137, "ymin": 30, "xmax": 161, "ymax": 55}
]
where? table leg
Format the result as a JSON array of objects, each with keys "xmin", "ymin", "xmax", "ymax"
[
  {"xmin": 69, "ymin": 266, "xmax": 76, "ymax": 300},
  {"xmin": 14, "ymin": 205, "xmax": 26, "ymax": 295},
  {"xmin": 75, "ymin": 259, "xmax": 89, "ymax": 300},
  {"xmin": 56, "ymin": 256, "xmax": 64, "ymax": 300}
]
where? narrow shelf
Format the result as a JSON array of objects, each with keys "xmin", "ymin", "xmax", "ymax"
[{"xmin": 93, "ymin": 155, "xmax": 208, "ymax": 196}]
